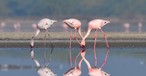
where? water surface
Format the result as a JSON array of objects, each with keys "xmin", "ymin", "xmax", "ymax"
[{"xmin": 0, "ymin": 47, "xmax": 146, "ymax": 76}]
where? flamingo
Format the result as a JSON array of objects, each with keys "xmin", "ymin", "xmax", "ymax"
[
  {"xmin": 30, "ymin": 48, "xmax": 56, "ymax": 76},
  {"xmin": 81, "ymin": 51, "xmax": 110, "ymax": 76},
  {"xmin": 63, "ymin": 18, "xmax": 83, "ymax": 67},
  {"xmin": 32, "ymin": 23, "xmax": 37, "ymax": 32},
  {"xmin": 64, "ymin": 51, "xmax": 83, "ymax": 76},
  {"xmin": 30, "ymin": 18, "xmax": 57, "ymax": 47},
  {"xmin": 0, "ymin": 22, "xmax": 6, "ymax": 32},
  {"xmin": 81, "ymin": 19, "xmax": 110, "ymax": 67},
  {"xmin": 138, "ymin": 22, "xmax": 142, "ymax": 33},
  {"xmin": 13, "ymin": 22, "xmax": 21, "ymax": 32},
  {"xmin": 123, "ymin": 23, "xmax": 130, "ymax": 33}
]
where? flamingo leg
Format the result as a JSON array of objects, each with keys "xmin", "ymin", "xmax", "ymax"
[
  {"xmin": 74, "ymin": 50, "xmax": 82, "ymax": 67},
  {"xmin": 100, "ymin": 48, "xmax": 109, "ymax": 68},
  {"xmin": 43, "ymin": 31, "xmax": 47, "ymax": 66},
  {"xmin": 100, "ymin": 29, "xmax": 109, "ymax": 49},
  {"xmin": 74, "ymin": 29, "xmax": 81, "ymax": 45},
  {"xmin": 31, "ymin": 29, "xmax": 40, "ymax": 48},
  {"xmin": 94, "ymin": 30, "xmax": 97, "ymax": 67},
  {"xmin": 44, "ymin": 31, "xmax": 47, "ymax": 48},
  {"xmin": 45, "ymin": 29, "xmax": 54, "ymax": 66},
  {"xmin": 69, "ymin": 29, "xmax": 73, "ymax": 67}
]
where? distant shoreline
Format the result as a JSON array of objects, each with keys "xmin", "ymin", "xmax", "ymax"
[{"xmin": 0, "ymin": 32, "xmax": 146, "ymax": 48}]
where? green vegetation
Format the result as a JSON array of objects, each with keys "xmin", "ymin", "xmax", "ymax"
[{"xmin": 0, "ymin": 0, "xmax": 146, "ymax": 19}]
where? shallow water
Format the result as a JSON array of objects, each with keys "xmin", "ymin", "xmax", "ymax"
[{"xmin": 0, "ymin": 47, "xmax": 146, "ymax": 76}]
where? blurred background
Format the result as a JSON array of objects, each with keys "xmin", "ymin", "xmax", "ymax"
[{"xmin": 0, "ymin": 0, "xmax": 146, "ymax": 32}]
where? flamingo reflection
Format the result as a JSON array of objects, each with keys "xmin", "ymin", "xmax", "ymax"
[
  {"xmin": 81, "ymin": 50, "xmax": 110, "ymax": 76},
  {"xmin": 63, "ymin": 18, "xmax": 83, "ymax": 67},
  {"xmin": 30, "ymin": 48, "xmax": 56, "ymax": 76}
]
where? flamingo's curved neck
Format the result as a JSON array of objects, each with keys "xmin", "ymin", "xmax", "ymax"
[
  {"xmin": 83, "ymin": 28, "xmax": 92, "ymax": 40},
  {"xmin": 77, "ymin": 28, "xmax": 83, "ymax": 39},
  {"xmin": 30, "ymin": 49, "xmax": 41, "ymax": 68},
  {"xmin": 78, "ymin": 58, "xmax": 83, "ymax": 69},
  {"xmin": 81, "ymin": 52, "xmax": 92, "ymax": 70}
]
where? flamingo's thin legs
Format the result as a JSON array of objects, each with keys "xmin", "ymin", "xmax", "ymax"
[
  {"xmin": 46, "ymin": 29, "xmax": 54, "ymax": 66},
  {"xmin": 100, "ymin": 48, "xmax": 109, "ymax": 69},
  {"xmin": 69, "ymin": 29, "xmax": 73, "ymax": 67},
  {"xmin": 94, "ymin": 30, "xmax": 97, "ymax": 67},
  {"xmin": 100, "ymin": 29, "xmax": 109, "ymax": 48},
  {"xmin": 74, "ymin": 50, "xmax": 82, "ymax": 67},
  {"xmin": 74, "ymin": 29, "xmax": 81, "ymax": 45},
  {"xmin": 43, "ymin": 32, "xmax": 47, "ymax": 65}
]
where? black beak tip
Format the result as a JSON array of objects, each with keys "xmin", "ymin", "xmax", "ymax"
[{"xmin": 80, "ymin": 45, "xmax": 86, "ymax": 52}]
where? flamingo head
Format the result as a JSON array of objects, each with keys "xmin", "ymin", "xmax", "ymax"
[
  {"xmin": 63, "ymin": 20, "xmax": 74, "ymax": 29},
  {"xmin": 101, "ymin": 69, "xmax": 110, "ymax": 76},
  {"xmin": 101, "ymin": 20, "xmax": 110, "ymax": 27},
  {"xmin": 49, "ymin": 19, "xmax": 57, "ymax": 25},
  {"xmin": 64, "ymin": 67, "xmax": 81, "ymax": 76},
  {"xmin": 37, "ymin": 67, "xmax": 57, "ymax": 76},
  {"xmin": 44, "ymin": 19, "xmax": 57, "ymax": 29}
]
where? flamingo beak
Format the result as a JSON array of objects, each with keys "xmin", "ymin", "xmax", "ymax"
[
  {"xmin": 63, "ymin": 20, "xmax": 69, "ymax": 26},
  {"xmin": 63, "ymin": 20, "xmax": 67, "ymax": 23},
  {"xmin": 53, "ymin": 20, "xmax": 57, "ymax": 23}
]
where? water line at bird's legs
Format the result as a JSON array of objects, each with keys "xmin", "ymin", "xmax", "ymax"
[
  {"xmin": 74, "ymin": 50, "xmax": 82, "ymax": 67},
  {"xmin": 45, "ymin": 29, "xmax": 54, "ymax": 66},
  {"xmin": 94, "ymin": 30, "xmax": 97, "ymax": 67},
  {"xmin": 69, "ymin": 29, "xmax": 73, "ymax": 67},
  {"xmin": 43, "ymin": 32, "xmax": 47, "ymax": 65},
  {"xmin": 74, "ymin": 29, "xmax": 81, "ymax": 45},
  {"xmin": 100, "ymin": 29, "xmax": 109, "ymax": 48}
]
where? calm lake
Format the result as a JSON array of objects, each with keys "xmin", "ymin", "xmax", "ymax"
[{"xmin": 0, "ymin": 47, "xmax": 146, "ymax": 76}]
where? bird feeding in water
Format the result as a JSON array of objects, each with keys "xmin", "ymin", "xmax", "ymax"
[
  {"xmin": 30, "ymin": 48, "xmax": 57, "ymax": 76},
  {"xmin": 30, "ymin": 18, "xmax": 57, "ymax": 47},
  {"xmin": 64, "ymin": 50, "xmax": 84, "ymax": 76},
  {"xmin": 81, "ymin": 51, "xmax": 110, "ymax": 76},
  {"xmin": 81, "ymin": 19, "xmax": 110, "ymax": 67},
  {"xmin": 63, "ymin": 18, "xmax": 83, "ymax": 67},
  {"xmin": 64, "ymin": 58, "xmax": 83, "ymax": 76}
]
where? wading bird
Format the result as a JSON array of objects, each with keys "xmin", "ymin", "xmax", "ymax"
[
  {"xmin": 81, "ymin": 19, "xmax": 110, "ymax": 67},
  {"xmin": 81, "ymin": 51, "xmax": 110, "ymax": 76},
  {"xmin": 30, "ymin": 18, "xmax": 57, "ymax": 47},
  {"xmin": 64, "ymin": 51, "xmax": 83, "ymax": 76},
  {"xmin": 30, "ymin": 48, "xmax": 56, "ymax": 76},
  {"xmin": 0, "ymin": 22, "xmax": 6, "ymax": 32},
  {"xmin": 63, "ymin": 18, "xmax": 83, "ymax": 67},
  {"xmin": 13, "ymin": 22, "xmax": 21, "ymax": 32}
]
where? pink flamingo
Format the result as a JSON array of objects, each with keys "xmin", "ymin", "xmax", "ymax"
[
  {"xmin": 63, "ymin": 18, "xmax": 83, "ymax": 67},
  {"xmin": 64, "ymin": 51, "xmax": 83, "ymax": 76},
  {"xmin": 13, "ymin": 22, "xmax": 21, "ymax": 32},
  {"xmin": 31, "ymin": 18, "xmax": 57, "ymax": 47},
  {"xmin": 81, "ymin": 51, "xmax": 110, "ymax": 76},
  {"xmin": 30, "ymin": 48, "xmax": 56, "ymax": 76},
  {"xmin": 123, "ymin": 23, "xmax": 130, "ymax": 33},
  {"xmin": 138, "ymin": 22, "xmax": 142, "ymax": 33},
  {"xmin": 0, "ymin": 22, "xmax": 6, "ymax": 32},
  {"xmin": 32, "ymin": 23, "xmax": 37, "ymax": 32},
  {"xmin": 81, "ymin": 19, "xmax": 110, "ymax": 67},
  {"xmin": 62, "ymin": 22, "xmax": 68, "ymax": 32}
]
